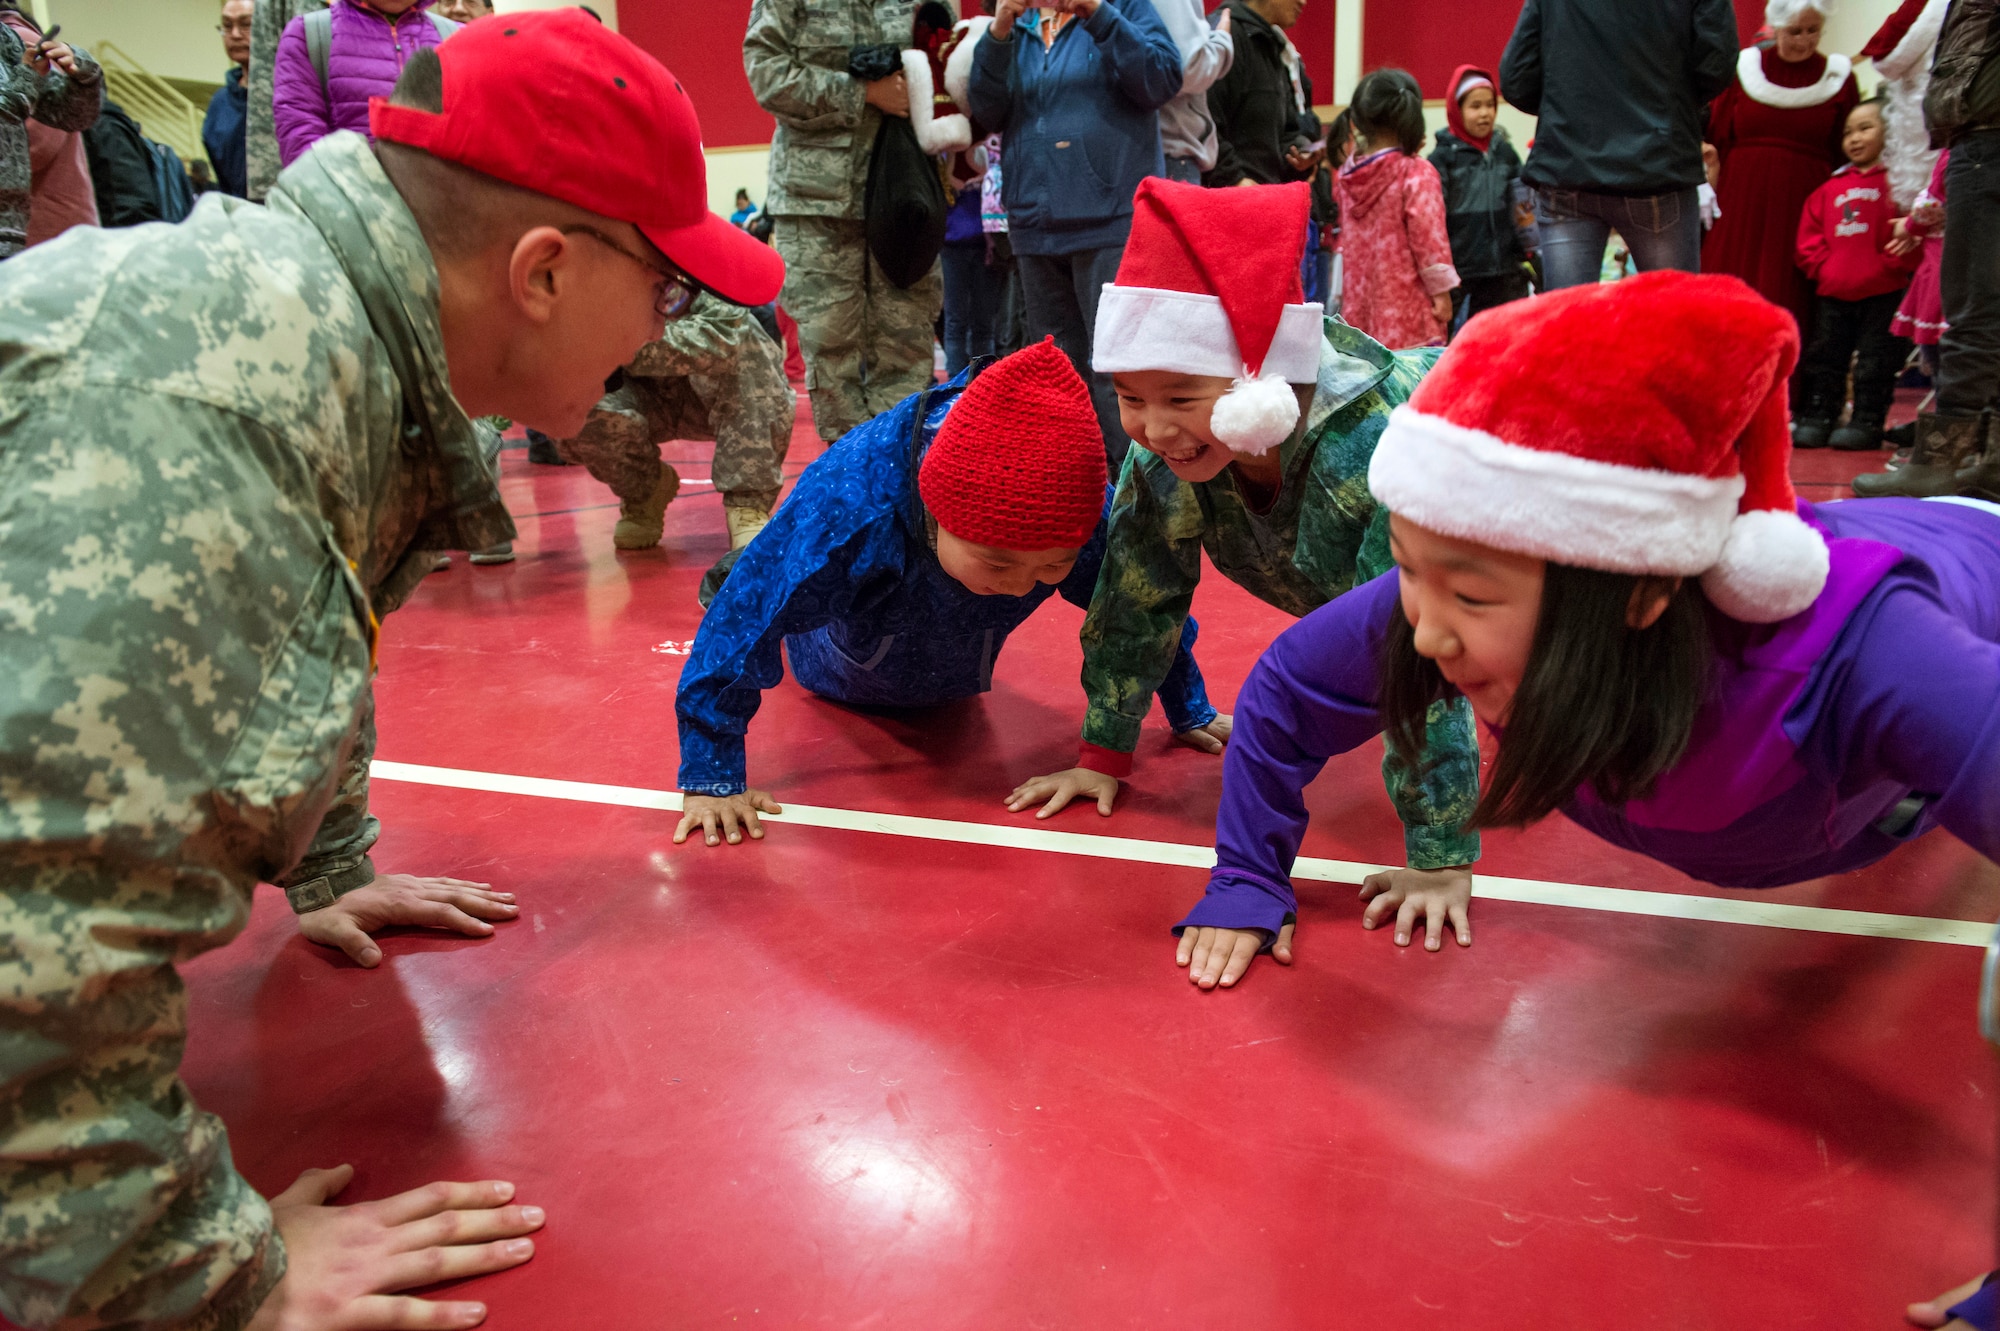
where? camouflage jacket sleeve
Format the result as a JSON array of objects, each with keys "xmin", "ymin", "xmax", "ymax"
[
  {"xmin": 274, "ymin": 684, "xmax": 380, "ymax": 912},
  {"xmin": 1077, "ymin": 454, "xmax": 1205, "ymax": 764},
  {"xmin": 27, "ymin": 44, "xmax": 101, "ymax": 134},
  {"xmin": 1381, "ymin": 694, "xmax": 1482, "ymax": 869},
  {"xmin": 743, "ymin": 0, "xmax": 868, "ymax": 132}
]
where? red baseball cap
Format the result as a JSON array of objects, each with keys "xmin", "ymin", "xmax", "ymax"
[{"xmin": 369, "ymin": 8, "xmax": 783, "ymax": 307}]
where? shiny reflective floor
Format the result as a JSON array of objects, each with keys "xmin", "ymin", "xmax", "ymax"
[{"xmin": 166, "ymin": 402, "xmax": 1996, "ymax": 1329}]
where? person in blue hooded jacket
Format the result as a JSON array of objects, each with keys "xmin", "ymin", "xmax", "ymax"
[
  {"xmin": 675, "ymin": 338, "xmax": 1218, "ymax": 846},
  {"xmin": 965, "ymin": 0, "xmax": 1183, "ymax": 473}
]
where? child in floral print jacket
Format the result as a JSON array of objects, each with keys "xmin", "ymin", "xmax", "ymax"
[{"xmin": 1334, "ymin": 67, "xmax": 1459, "ymax": 349}]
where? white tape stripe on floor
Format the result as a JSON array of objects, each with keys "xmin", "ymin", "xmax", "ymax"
[{"xmin": 370, "ymin": 760, "xmax": 1994, "ymax": 948}]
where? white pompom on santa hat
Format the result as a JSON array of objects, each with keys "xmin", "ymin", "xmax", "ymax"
[
  {"xmin": 1366, "ymin": 271, "xmax": 1829, "ymax": 624},
  {"xmin": 1091, "ymin": 177, "xmax": 1324, "ymax": 455}
]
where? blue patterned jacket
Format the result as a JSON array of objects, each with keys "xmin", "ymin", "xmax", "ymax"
[{"xmin": 677, "ymin": 374, "xmax": 1215, "ymax": 796}]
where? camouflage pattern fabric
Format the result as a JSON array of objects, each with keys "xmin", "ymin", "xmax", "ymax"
[
  {"xmin": 743, "ymin": 0, "xmax": 918, "ymax": 220},
  {"xmin": 245, "ymin": 0, "xmax": 327, "ymax": 203},
  {"xmin": 0, "ymin": 26, "xmax": 101, "ymax": 257},
  {"xmin": 0, "ymin": 132, "xmax": 509, "ymax": 1331},
  {"xmin": 1078, "ymin": 319, "xmax": 1483, "ymax": 870},
  {"xmin": 772, "ymin": 215, "xmax": 940, "ymax": 441},
  {"xmin": 558, "ymin": 296, "xmax": 795, "ymax": 508}
]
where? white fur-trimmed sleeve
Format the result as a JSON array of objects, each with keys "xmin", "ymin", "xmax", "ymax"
[{"xmin": 904, "ymin": 48, "xmax": 972, "ymax": 154}]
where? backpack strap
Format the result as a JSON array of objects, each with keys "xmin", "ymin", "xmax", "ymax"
[{"xmin": 304, "ymin": 9, "xmax": 332, "ymax": 99}]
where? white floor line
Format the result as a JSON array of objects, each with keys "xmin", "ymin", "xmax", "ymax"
[{"xmin": 370, "ymin": 760, "xmax": 1994, "ymax": 948}]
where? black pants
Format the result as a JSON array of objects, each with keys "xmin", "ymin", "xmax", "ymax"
[
  {"xmin": 1796, "ymin": 288, "xmax": 1912, "ymax": 426},
  {"xmin": 1450, "ymin": 271, "xmax": 1531, "ymax": 339},
  {"xmin": 1937, "ymin": 128, "xmax": 2000, "ymax": 417}
]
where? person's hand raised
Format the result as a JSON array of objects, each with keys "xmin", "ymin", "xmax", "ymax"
[{"xmin": 990, "ymin": 0, "xmax": 1029, "ymax": 40}]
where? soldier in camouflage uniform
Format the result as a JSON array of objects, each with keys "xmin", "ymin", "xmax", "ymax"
[
  {"xmin": 554, "ymin": 293, "xmax": 796, "ymax": 553},
  {"xmin": 245, "ymin": 0, "xmax": 325, "ymax": 202},
  {"xmin": 0, "ymin": 15, "xmax": 782, "ymax": 1329},
  {"xmin": 1010, "ymin": 320, "xmax": 1483, "ymax": 880},
  {"xmin": 0, "ymin": 21, "xmax": 101, "ymax": 256},
  {"xmin": 744, "ymin": 0, "xmax": 943, "ymax": 441}
]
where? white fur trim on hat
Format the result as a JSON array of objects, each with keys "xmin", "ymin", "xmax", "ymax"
[
  {"xmin": 1368, "ymin": 406, "xmax": 1747, "ymax": 575},
  {"xmin": 1091, "ymin": 286, "xmax": 1323, "ymax": 382},
  {"xmin": 1210, "ymin": 374, "xmax": 1300, "ymax": 455},
  {"xmin": 1699, "ymin": 506, "xmax": 1830, "ymax": 622},
  {"xmin": 904, "ymin": 49, "xmax": 972, "ymax": 155},
  {"xmin": 1736, "ymin": 46, "xmax": 1853, "ymax": 108}
]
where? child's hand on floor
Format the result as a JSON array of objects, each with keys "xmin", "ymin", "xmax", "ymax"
[
  {"xmin": 1177, "ymin": 922, "xmax": 1295, "ymax": 989},
  {"xmin": 1171, "ymin": 713, "xmax": 1233, "ymax": 755},
  {"xmin": 1359, "ymin": 866, "xmax": 1473, "ymax": 950},
  {"xmin": 675, "ymin": 790, "xmax": 783, "ymax": 846},
  {"xmin": 1006, "ymin": 767, "xmax": 1119, "ymax": 818}
]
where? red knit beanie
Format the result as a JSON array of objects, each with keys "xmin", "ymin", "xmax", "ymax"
[{"xmin": 919, "ymin": 337, "xmax": 1108, "ymax": 551}]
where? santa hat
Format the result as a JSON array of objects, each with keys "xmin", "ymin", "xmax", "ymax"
[
  {"xmin": 1092, "ymin": 178, "xmax": 1323, "ymax": 455},
  {"xmin": 1367, "ymin": 272, "xmax": 1827, "ymax": 624},
  {"xmin": 920, "ymin": 337, "xmax": 1108, "ymax": 551}
]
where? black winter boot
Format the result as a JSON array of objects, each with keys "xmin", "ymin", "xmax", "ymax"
[
  {"xmin": 1792, "ymin": 418, "xmax": 1832, "ymax": 450},
  {"xmin": 1852, "ymin": 413, "xmax": 1985, "ymax": 497},
  {"xmin": 1829, "ymin": 415, "xmax": 1886, "ymax": 451},
  {"xmin": 1950, "ymin": 413, "xmax": 2000, "ymax": 502}
]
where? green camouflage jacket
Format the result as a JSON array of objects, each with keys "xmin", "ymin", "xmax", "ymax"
[
  {"xmin": 1078, "ymin": 320, "xmax": 1482, "ymax": 870},
  {"xmin": 0, "ymin": 132, "xmax": 509, "ymax": 1331},
  {"xmin": 744, "ymin": 0, "xmax": 918, "ymax": 218}
]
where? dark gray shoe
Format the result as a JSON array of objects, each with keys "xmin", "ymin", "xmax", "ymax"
[
  {"xmin": 1829, "ymin": 419, "xmax": 1885, "ymax": 451},
  {"xmin": 526, "ymin": 429, "xmax": 573, "ymax": 466},
  {"xmin": 1852, "ymin": 413, "xmax": 1984, "ymax": 497},
  {"xmin": 1791, "ymin": 418, "xmax": 1833, "ymax": 450}
]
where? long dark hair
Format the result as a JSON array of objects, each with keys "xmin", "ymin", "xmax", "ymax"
[
  {"xmin": 1349, "ymin": 68, "xmax": 1426, "ymax": 156},
  {"xmin": 1382, "ymin": 564, "xmax": 1714, "ymax": 828}
]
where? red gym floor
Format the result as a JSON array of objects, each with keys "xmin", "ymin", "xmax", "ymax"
[{"xmin": 139, "ymin": 390, "xmax": 1998, "ymax": 1329}]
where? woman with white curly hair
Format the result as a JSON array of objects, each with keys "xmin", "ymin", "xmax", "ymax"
[{"xmin": 1702, "ymin": 0, "xmax": 1860, "ymax": 342}]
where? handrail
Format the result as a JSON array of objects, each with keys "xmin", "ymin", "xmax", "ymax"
[{"xmin": 93, "ymin": 41, "xmax": 206, "ymax": 167}]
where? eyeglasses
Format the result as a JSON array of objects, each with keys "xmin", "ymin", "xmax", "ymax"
[{"xmin": 560, "ymin": 225, "xmax": 699, "ymax": 321}]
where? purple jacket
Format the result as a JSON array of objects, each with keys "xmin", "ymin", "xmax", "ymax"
[
  {"xmin": 1185, "ymin": 498, "xmax": 2000, "ymax": 937},
  {"xmin": 273, "ymin": 0, "xmax": 449, "ymax": 167}
]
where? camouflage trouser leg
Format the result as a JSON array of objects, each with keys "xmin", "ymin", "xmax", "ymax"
[
  {"xmin": 554, "ymin": 381, "xmax": 702, "ymax": 506},
  {"xmin": 772, "ymin": 215, "xmax": 942, "ymax": 441}
]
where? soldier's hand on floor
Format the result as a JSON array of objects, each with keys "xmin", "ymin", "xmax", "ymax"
[
  {"xmin": 298, "ymin": 876, "xmax": 519, "ymax": 968},
  {"xmin": 1171, "ymin": 713, "xmax": 1233, "ymax": 756},
  {"xmin": 1005, "ymin": 767, "xmax": 1119, "ymax": 819},
  {"xmin": 675, "ymin": 790, "xmax": 783, "ymax": 846},
  {"xmin": 245, "ymin": 1166, "xmax": 542, "ymax": 1331},
  {"xmin": 1177, "ymin": 922, "xmax": 1294, "ymax": 989},
  {"xmin": 1358, "ymin": 865, "xmax": 1473, "ymax": 951}
]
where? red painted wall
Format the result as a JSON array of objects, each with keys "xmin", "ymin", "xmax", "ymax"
[{"xmin": 619, "ymin": 0, "xmax": 1762, "ymax": 148}]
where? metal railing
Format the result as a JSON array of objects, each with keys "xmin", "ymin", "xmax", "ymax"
[{"xmin": 94, "ymin": 41, "xmax": 205, "ymax": 168}]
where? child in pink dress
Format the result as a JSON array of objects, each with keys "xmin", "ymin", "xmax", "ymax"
[
  {"xmin": 1890, "ymin": 147, "xmax": 1949, "ymax": 352},
  {"xmin": 1333, "ymin": 68, "xmax": 1459, "ymax": 349}
]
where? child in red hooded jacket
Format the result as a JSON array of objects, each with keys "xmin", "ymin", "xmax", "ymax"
[
  {"xmin": 1427, "ymin": 63, "xmax": 1530, "ymax": 335},
  {"xmin": 1793, "ymin": 98, "xmax": 1920, "ymax": 451},
  {"xmin": 1334, "ymin": 68, "xmax": 1458, "ymax": 349}
]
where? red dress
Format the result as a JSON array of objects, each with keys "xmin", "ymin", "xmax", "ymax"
[
  {"xmin": 1702, "ymin": 47, "xmax": 1860, "ymax": 328},
  {"xmin": 1333, "ymin": 149, "xmax": 1459, "ymax": 350}
]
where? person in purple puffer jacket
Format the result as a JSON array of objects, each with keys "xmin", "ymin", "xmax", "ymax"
[{"xmin": 271, "ymin": 0, "xmax": 455, "ymax": 167}]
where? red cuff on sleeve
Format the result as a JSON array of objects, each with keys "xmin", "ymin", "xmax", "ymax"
[{"xmin": 1077, "ymin": 743, "xmax": 1134, "ymax": 778}]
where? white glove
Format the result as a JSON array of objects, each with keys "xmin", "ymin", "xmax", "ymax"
[{"xmin": 1698, "ymin": 182, "xmax": 1720, "ymax": 231}]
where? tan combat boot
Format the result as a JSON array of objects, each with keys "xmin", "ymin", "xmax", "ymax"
[
  {"xmin": 613, "ymin": 462, "xmax": 680, "ymax": 550},
  {"xmin": 1852, "ymin": 413, "xmax": 1984, "ymax": 498},
  {"xmin": 723, "ymin": 492, "xmax": 776, "ymax": 551}
]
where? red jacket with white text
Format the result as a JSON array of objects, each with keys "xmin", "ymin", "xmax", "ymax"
[{"xmin": 1795, "ymin": 160, "xmax": 1920, "ymax": 301}]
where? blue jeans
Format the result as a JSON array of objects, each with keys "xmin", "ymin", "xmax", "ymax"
[
  {"xmin": 1533, "ymin": 186, "xmax": 1702, "ymax": 290},
  {"xmin": 1018, "ymin": 243, "xmax": 1129, "ymax": 468},
  {"xmin": 940, "ymin": 242, "xmax": 1004, "ymax": 378}
]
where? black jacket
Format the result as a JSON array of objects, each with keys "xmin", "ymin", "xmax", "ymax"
[
  {"xmin": 1204, "ymin": 1, "xmax": 1311, "ymax": 188},
  {"xmin": 1500, "ymin": 0, "xmax": 1737, "ymax": 195},
  {"xmin": 83, "ymin": 102, "xmax": 166, "ymax": 228},
  {"xmin": 1926, "ymin": 0, "xmax": 2000, "ymax": 145},
  {"xmin": 1429, "ymin": 127, "xmax": 1525, "ymax": 279}
]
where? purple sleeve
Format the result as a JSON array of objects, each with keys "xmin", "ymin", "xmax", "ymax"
[
  {"xmin": 1822, "ymin": 581, "xmax": 2000, "ymax": 864},
  {"xmin": 271, "ymin": 16, "xmax": 332, "ymax": 167},
  {"xmin": 1176, "ymin": 573, "xmax": 1403, "ymax": 938}
]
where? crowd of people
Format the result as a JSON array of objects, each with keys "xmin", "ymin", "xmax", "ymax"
[{"xmin": 1, "ymin": 0, "xmax": 1999, "ymax": 1328}]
